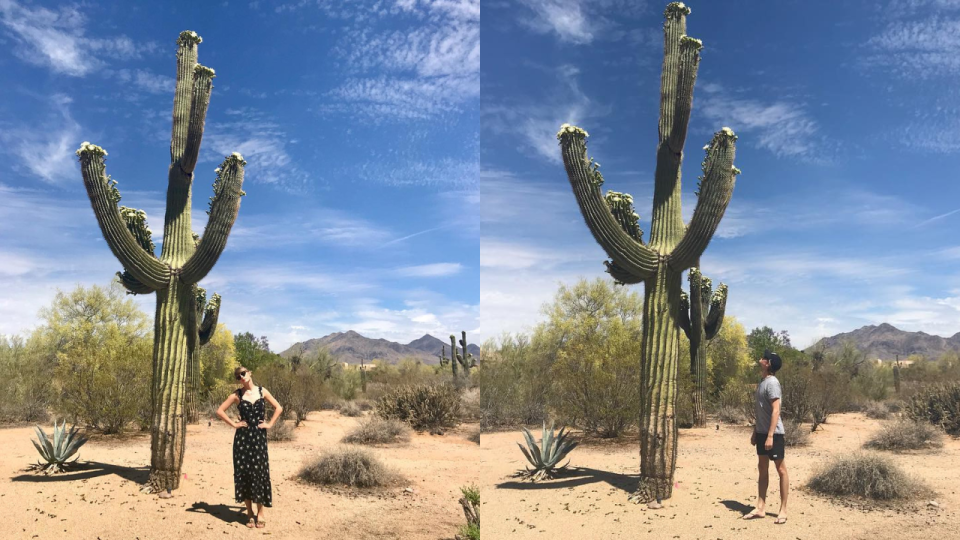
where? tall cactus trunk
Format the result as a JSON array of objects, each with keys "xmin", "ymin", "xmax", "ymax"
[
  {"xmin": 637, "ymin": 264, "xmax": 682, "ymax": 501},
  {"xmin": 148, "ymin": 278, "xmax": 193, "ymax": 491},
  {"xmin": 690, "ymin": 335, "xmax": 707, "ymax": 428},
  {"xmin": 185, "ymin": 348, "xmax": 201, "ymax": 424}
]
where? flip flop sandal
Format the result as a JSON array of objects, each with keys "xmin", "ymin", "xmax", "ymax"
[
  {"xmin": 775, "ymin": 517, "xmax": 788, "ymax": 524},
  {"xmin": 246, "ymin": 517, "xmax": 256, "ymax": 528},
  {"xmin": 256, "ymin": 519, "xmax": 266, "ymax": 529},
  {"xmin": 742, "ymin": 512, "xmax": 765, "ymax": 520}
]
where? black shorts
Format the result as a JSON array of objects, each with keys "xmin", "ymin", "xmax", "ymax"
[{"xmin": 755, "ymin": 433, "xmax": 785, "ymax": 460}]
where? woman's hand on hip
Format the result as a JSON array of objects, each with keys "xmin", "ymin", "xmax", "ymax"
[
  {"xmin": 258, "ymin": 421, "xmax": 271, "ymax": 430},
  {"xmin": 234, "ymin": 420, "xmax": 248, "ymax": 429}
]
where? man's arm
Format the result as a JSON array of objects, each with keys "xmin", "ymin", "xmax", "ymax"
[{"xmin": 766, "ymin": 398, "xmax": 781, "ymax": 447}]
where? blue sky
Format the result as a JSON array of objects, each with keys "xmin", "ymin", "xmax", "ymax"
[
  {"xmin": 480, "ymin": 0, "xmax": 960, "ymax": 349},
  {"xmin": 0, "ymin": 0, "xmax": 479, "ymax": 352}
]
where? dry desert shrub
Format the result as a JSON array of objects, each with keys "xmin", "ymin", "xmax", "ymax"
[
  {"xmin": 338, "ymin": 401, "xmax": 364, "ymax": 417},
  {"xmin": 783, "ymin": 419, "xmax": 810, "ymax": 447},
  {"xmin": 267, "ymin": 419, "xmax": 295, "ymax": 442},
  {"xmin": 467, "ymin": 428, "xmax": 480, "ymax": 445},
  {"xmin": 904, "ymin": 383, "xmax": 960, "ymax": 436},
  {"xmin": 864, "ymin": 419, "xmax": 943, "ymax": 452},
  {"xmin": 863, "ymin": 401, "xmax": 891, "ymax": 420},
  {"xmin": 806, "ymin": 452, "xmax": 932, "ymax": 500},
  {"xmin": 298, "ymin": 447, "xmax": 404, "ymax": 488},
  {"xmin": 718, "ymin": 405, "xmax": 748, "ymax": 425},
  {"xmin": 376, "ymin": 383, "xmax": 461, "ymax": 433},
  {"xmin": 341, "ymin": 417, "xmax": 411, "ymax": 445}
]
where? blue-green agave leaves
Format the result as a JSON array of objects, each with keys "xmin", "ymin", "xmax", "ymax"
[
  {"xmin": 29, "ymin": 419, "xmax": 88, "ymax": 474},
  {"xmin": 516, "ymin": 421, "xmax": 579, "ymax": 481}
]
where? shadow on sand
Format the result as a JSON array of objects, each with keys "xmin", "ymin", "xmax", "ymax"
[
  {"xmin": 186, "ymin": 501, "xmax": 250, "ymax": 525},
  {"xmin": 496, "ymin": 466, "xmax": 638, "ymax": 494},
  {"xmin": 720, "ymin": 499, "xmax": 778, "ymax": 518},
  {"xmin": 10, "ymin": 460, "xmax": 150, "ymax": 484}
]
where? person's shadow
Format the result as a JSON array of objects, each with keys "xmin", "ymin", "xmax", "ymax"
[{"xmin": 186, "ymin": 502, "xmax": 250, "ymax": 525}]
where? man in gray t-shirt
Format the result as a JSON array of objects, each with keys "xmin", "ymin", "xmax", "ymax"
[{"xmin": 743, "ymin": 349, "xmax": 790, "ymax": 525}]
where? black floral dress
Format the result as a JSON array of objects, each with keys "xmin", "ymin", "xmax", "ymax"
[{"xmin": 233, "ymin": 385, "xmax": 272, "ymax": 506}]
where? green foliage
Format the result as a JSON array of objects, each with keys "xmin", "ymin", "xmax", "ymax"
[
  {"xmin": 39, "ymin": 283, "xmax": 153, "ymax": 434},
  {"xmin": 475, "ymin": 333, "xmax": 550, "ymax": 429},
  {"xmin": 541, "ymin": 278, "xmax": 643, "ymax": 437},
  {"xmin": 456, "ymin": 484, "xmax": 480, "ymax": 540},
  {"xmin": 706, "ymin": 316, "xmax": 752, "ymax": 400},
  {"xmin": 298, "ymin": 446, "xmax": 403, "ymax": 488},
  {"xmin": 234, "ymin": 332, "xmax": 281, "ymax": 372},
  {"xmin": 864, "ymin": 419, "xmax": 943, "ymax": 452},
  {"xmin": 375, "ymin": 384, "xmax": 462, "ymax": 433},
  {"xmin": 904, "ymin": 382, "xmax": 960, "ymax": 435},
  {"xmin": 199, "ymin": 323, "xmax": 238, "ymax": 397},
  {"xmin": 0, "ymin": 334, "xmax": 54, "ymax": 423},
  {"xmin": 341, "ymin": 417, "xmax": 411, "ymax": 445},
  {"xmin": 746, "ymin": 326, "xmax": 792, "ymax": 361},
  {"xmin": 28, "ymin": 419, "xmax": 89, "ymax": 474},
  {"xmin": 517, "ymin": 422, "xmax": 579, "ymax": 481},
  {"xmin": 806, "ymin": 452, "xmax": 931, "ymax": 500}
]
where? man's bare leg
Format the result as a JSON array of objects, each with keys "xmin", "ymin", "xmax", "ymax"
[
  {"xmin": 743, "ymin": 455, "xmax": 769, "ymax": 519},
  {"xmin": 774, "ymin": 458, "xmax": 789, "ymax": 524}
]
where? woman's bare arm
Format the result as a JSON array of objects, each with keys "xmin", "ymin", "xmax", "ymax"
[
  {"xmin": 216, "ymin": 393, "xmax": 244, "ymax": 428},
  {"xmin": 260, "ymin": 388, "xmax": 283, "ymax": 429}
]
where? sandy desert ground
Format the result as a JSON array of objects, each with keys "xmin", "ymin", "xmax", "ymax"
[
  {"xmin": 482, "ymin": 413, "xmax": 960, "ymax": 540},
  {"xmin": 2, "ymin": 410, "xmax": 479, "ymax": 540}
]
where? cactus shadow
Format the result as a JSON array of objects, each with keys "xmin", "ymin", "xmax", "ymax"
[
  {"xmin": 186, "ymin": 501, "xmax": 250, "ymax": 524},
  {"xmin": 10, "ymin": 460, "xmax": 150, "ymax": 484},
  {"xmin": 496, "ymin": 466, "xmax": 638, "ymax": 494}
]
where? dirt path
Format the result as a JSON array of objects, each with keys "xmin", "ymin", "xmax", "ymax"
[
  {"xmin": 481, "ymin": 413, "xmax": 960, "ymax": 540},
  {"xmin": 2, "ymin": 411, "xmax": 478, "ymax": 539}
]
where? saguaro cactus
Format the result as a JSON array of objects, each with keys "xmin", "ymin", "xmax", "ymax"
[
  {"xmin": 77, "ymin": 31, "xmax": 245, "ymax": 493},
  {"xmin": 446, "ymin": 332, "xmax": 476, "ymax": 378},
  {"xmin": 894, "ymin": 355, "xmax": 901, "ymax": 395},
  {"xmin": 678, "ymin": 264, "xmax": 727, "ymax": 428},
  {"xmin": 186, "ymin": 287, "xmax": 221, "ymax": 424},
  {"xmin": 557, "ymin": 3, "xmax": 739, "ymax": 504}
]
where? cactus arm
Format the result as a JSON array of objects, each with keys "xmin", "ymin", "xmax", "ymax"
[
  {"xmin": 77, "ymin": 144, "xmax": 171, "ymax": 289},
  {"xmin": 199, "ymin": 293, "xmax": 221, "ymax": 346},
  {"xmin": 678, "ymin": 290, "xmax": 691, "ymax": 339},
  {"xmin": 605, "ymin": 261, "xmax": 645, "ymax": 285},
  {"xmin": 180, "ymin": 64, "xmax": 215, "ymax": 175},
  {"xmin": 668, "ymin": 128, "xmax": 739, "ymax": 272},
  {"xmin": 117, "ymin": 271, "xmax": 155, "ymax": 295},
  {"xmin": 658, "ymin": 2, "xmax": 692, "ymax": 149},
  {"xmin": 170, "ymin": 31, "xmax": 202, "ymax": 164},
  {"xmin": 704, "ymin": 283, "xmax": 727, "ymax": 340},
  {"xmin": 179, "ymin": 153, "xmax": 246, "ymax": 284},
  {"xmin": 558, "ymin": 126, "xmax": 658, "ymax": 280}
]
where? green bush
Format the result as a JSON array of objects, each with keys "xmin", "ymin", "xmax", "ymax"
[
  {"xmin": 376, "ymin": 384, "xmax": 461, "ymax": 434},
  {"xmin": 0, "ymin": 336, "xmax": 54, "ymax": 423},
  {"xmin": 341, "ymin": 417, "xmax": 411, "ymax": 445},
  {"xmin": 864, "ymin": 419, "xmax": 943, "ymax": 452},
  {"xmin": 806, "ymin": 452, "xmax": 931, "ymax": 500},
  {"xmin": 298, "ymin": 446, "xmax": 403, "ymax": 488},
  {"xmin": 475, "ymin": 334, "xmax": 550, "ymax": 430},
  {"xmin": 904, "ymin": 382, "xmax": 960, "ymax": 436}
]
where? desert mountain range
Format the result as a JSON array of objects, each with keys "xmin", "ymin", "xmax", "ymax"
[{"xmin": 279, "ymin": 330, "xmax": 481, "ymax": 365}]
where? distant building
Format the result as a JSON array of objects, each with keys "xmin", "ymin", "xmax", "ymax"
[{"xmin": 342, "ymin": 362, "xmax": 377, "ymax": 371}]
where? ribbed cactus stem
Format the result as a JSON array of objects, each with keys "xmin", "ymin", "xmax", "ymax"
[
  {"xmin": 458, "ymin": 330, "xmax": 474, "ymax": 377},
  {"xmin": 559, "ymin": 3, "xmax": 738, "ymax": 505},
  {"xmin": 449, "ymin": 334, "xmax": 459, "ymax": 377},
  {"xmin": 77, "ymin": 31, "xmax": 245, "ymax": 493}
]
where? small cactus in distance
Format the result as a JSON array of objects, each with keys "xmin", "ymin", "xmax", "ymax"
[
  {"xmin": 445, "ymin": 331, "xmax": 476, "ymax": 378},
  {"xmin": 678, "ymin": 264, "xmax": 728, "ymax": 427}
]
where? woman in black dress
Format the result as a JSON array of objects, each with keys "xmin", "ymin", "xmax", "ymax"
[{"xmin": 216, "ymin": 366, "xmax": 283, "ymax": 529}]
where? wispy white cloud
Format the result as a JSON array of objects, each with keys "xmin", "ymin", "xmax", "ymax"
[
  {"xmin": 514, "ymin": 0, "xmax": 647, "ymax": 45},
  {"xmin": 0, "ymin": 0, "xmax": 157, "ymax": 76},
  {"xmin": 116, "ymin": 69, "xmax": 174, "ymax": 95},
  {"xmin": 322, "ymin": 0, "xmax": 479, "ymax": 121},
  {"xmin": 202, "ymin": 107, "xmax": 313, "ymax": 191},
  {"xmin": 0, "ymin": 94, "xmax": 81, "ymax": 184},
  {"xmin": 698, "ymin": 83, "xmax": 827, "ymax": 161},
  {"xmin": 395, "ymin": 262, "xmax": 463, "ymax": 277},
  {"xmin": 228, "ymin": 211, "xmax": 393, "ymax": 251}
]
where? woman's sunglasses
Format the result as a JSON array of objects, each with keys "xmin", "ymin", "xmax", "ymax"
[{"xmin": 236, "ymin": 370, "xmax": 249, "ymax": 380}]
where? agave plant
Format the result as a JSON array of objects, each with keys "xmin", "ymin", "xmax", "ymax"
[
  {"xmin": 517, "ymin": 422, "xmax": 578, "ymax": 481},
  {"xmin": 28, "ymin": 420, "xmax": 88, "ymax": 474}
]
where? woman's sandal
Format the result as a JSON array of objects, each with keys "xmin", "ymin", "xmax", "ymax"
[
  {"xmin": 246, "ymin": 516, "xmax": 257, "ymax": 529},
  {"xmin": 256, "ymin": 518, "xmax": 266, "ymax": 529}
]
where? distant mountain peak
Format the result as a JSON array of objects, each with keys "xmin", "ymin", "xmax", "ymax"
[
  {"xmin": 810, "ymin": 322, "xmax": 955, "ymax": 361},
  {"xmin": 281, "ymin": 330, "xmax": 480, "ymax": 365}
]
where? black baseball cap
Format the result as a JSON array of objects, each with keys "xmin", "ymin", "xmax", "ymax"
[{"xmin": 762, "ymin": 349, "xmax": 782, "ymax": 373}]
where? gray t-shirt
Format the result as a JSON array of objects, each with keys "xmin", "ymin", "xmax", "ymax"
[{"xmin": 755, "ymin": 375, "xmax": 784, "ymax": 435}]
